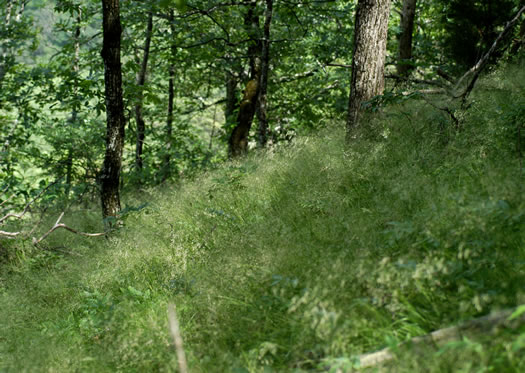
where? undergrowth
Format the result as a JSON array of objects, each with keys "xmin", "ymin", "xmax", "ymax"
[{"xmin": 1, "ymin": 64, "xmax": 524, "ymax": 372}]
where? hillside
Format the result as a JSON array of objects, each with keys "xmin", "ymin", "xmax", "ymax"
[{"xmin": 1, "ymin": 64, "xmax": 525, "ymax": 372}]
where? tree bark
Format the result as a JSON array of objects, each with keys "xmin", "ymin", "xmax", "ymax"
[
  {"xmin": 510, "ymin": 0, "xmax": 525, "ymax": 55},
  {"xmin": 346, "ymin": 0, "xmax": 392, "ymax": 137},
  {"xmin": 0, "ymin": 0, "xmax": 14, "ymax": 93},
  {"xmin": 225, "ymin": 69, "xmax": 238, "ymax": 127},
  {"xmin": 100, "ymin": 0, "xmax": 125, "ymax": 220},
  {"xmin": 66, "ymin": 9, "xmax": 82, "ymax": 197},
  {"xmin": 162, "ymin": 10, "xmax": 176, "ymax": 182},
  {"xmin": 397, "ymin": 0, "xmax": 417, "ymax": 77},
  {"xmin": 228, "ymin": 0, "xmax": 261, "ymax": 157},
  {"xmin": 134, "ymin": 11, "xmax": 153, "ymax": 171},
  {"xmin": 256, "ymin": 0, "xmax": 273, "ymax": 148}
]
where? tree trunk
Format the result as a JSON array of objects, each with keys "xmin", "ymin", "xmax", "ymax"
[
  {"xmin": 256, "ymin": 0, "xmax": 273, "ymax": 148},
  {"xmin": 134, "ymin": 11, "xmax": 153, "ymax": 171},
  {"xmin": 397, "ymin": 0, "xmax": 417, "ymax": 76},
  {"xmin": 510, "ymin": 0, "xmax": 525, "ymax": 55},
  {"xmin": 66, "ymin": 9, "xmax": 82, "ymax": 198},
  {"xmin": 100, "ymin": 0, "xmax": 125, "ymax": 220},
  {"xmin": 228, "ymin": 0, "xmax": 261, "ymax": 157},
  {"xmin": 225, "ymin": 69, "xmax": 238, "ymax": 126},
  {"xmin": 346, "ymin": 0, "xmax": 392, "ymax": 137},
  {"xmin": 162, "ymin": 10, "xmax": 176, "ymax": 182},
  {"xmin": 0, "ymin": 0, "xmax": 14, "ymax": 93}
]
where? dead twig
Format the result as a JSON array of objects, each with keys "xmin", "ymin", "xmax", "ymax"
[
  {"xmin": 0, "ymin": 194, "xmax": 14, "ymax": 208},
  {"xmin": 455, "ymin": 5, "xmax": 525, "ymax": 104},
  {"xmin": 420, "ymin": 95, "xmax": 460, "ymax": 130},
  {"xmin": 0, "ymin": 180, "xmax": 61, "ymax": 224},
  {"xmin": 354, "ymin": 308, "xmax": 525, "ymax": 369},
  {"xmin": 168, "ymin": 303, "xmax": 189, "ymax": 373},
  {"xmin": 0, "ymin": 230, "xmax": 20, "ymax": 238},
  {"xmin": 32, "ymin": 212, "xmax": 106, "ymax": 245}
]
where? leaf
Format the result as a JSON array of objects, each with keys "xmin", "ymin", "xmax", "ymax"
[{"xmin": 508, "ymin": 305, "xmax": 525, "ymax": 321}]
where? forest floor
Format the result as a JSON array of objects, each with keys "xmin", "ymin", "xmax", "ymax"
[{"xmin": 1, "ymin": 63, "xmax": 525, "ymax": 372}]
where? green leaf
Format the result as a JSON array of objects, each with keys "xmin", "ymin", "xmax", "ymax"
[{"xmin": 508, "ymin": 305, "xmax": 525, "ymax": 321}]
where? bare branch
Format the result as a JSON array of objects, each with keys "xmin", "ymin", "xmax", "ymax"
[
  {"xmin": 386, "ymin": 74, "xmax": 445, "ymax": 87},
  {"xmin": 0, "ymin": 181, "xmax": 57, "ymax": 224},
  {"xmin": 326, "ymin": 63, "xmax": 352, "ymax": 68},
  {"xmin": 181, "ymin": 98, "xmax": 227, "ymax": 115},
  {"xmin": 0, "ymin": 194, "xmax": 14, "ymax": 208},
  {"xmin": 275, "ymin": 69, "xmax": 318, "ymax": 83},
  {"xmin": 353, "ymin": 308, "xmax": 525, "ymax": 369},
  {"xmin": 0, "ymin": 230, "xmax": 20, "ymax": 238},
  {"xmin": 168, "ymin": 303, "xmax": 189, "ymax": 373},
  {"xmin": 454, "ymin": 5, "xmax": 525, "ymax": 102},
  {"xmin": 32, "ymin": 212, "xmax": 106, "ymax": 246}
]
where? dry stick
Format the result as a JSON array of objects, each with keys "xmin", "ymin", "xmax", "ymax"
[
  {"xmin": 355, "ymin": 308, "xmax": 525, "ymax": 369},
  {"xmin": 32, "ymin": 212, "xmax": 106, "ymax": 245},
  {"xmin": 420, "ymin": 94, "xmax": 460, "ymax": 130},
  {"xmin": 0, "ymin": 229, "xmax": 20, "ymax": 238},
  {"xmin": 168, "ymin": 303, "xmax": 189, "ymax": 373},
  {"xmin": 455, "ymin": 5, "xmax": 525, "ymax": 103},
  {"xmin": 0, "ymin": 194, "xmax": 14, "ymax": 208},
  {"xmin": 0, "ymin": 180, "xmax": 61, "ymax": 224}
]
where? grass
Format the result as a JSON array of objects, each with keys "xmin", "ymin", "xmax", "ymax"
[{"xmin": 1, "ymin": 63, "xmax": 525, "ymax": 372}]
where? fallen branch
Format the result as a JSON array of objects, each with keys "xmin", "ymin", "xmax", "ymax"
[
  {"xmin": 32, "ymin": 212, "xmax": 106, "ymax": 245},
  {"xmin": 0, "ymin": 230, "xmax": 20, "ymax": 238},
  {"xmin": 355, "ymin": 308, "xmax": 525, "ymax": 369},
  {"xmin": 454, "ymin": 5, "xmax": 525, "ymax": 103},
  {"xmin": 420, "ymin": 95, "xmax": 460, "ymax": 130},
  {"xmin": 168, "ymin": 303, "xmax": 189, "ymax": 373}
]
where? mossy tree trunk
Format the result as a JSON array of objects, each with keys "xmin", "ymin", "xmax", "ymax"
[
  {"xmin": 100, "ymin": 0, "xmax": 125, "ymax": 220},
  {"xmin": 346, "ymin": 0, "xmax": 391, "ymax": 137},
  {"xmin": 256, "ymin": 0, "xmax": 273, "ymax": 148},
  {"xmin": 397, "ymin": 0, "xmax": 417, "ymax": 77},
  {"xmin": 228, "ymin": 0, "xmax": 261, "ymax": 157}
]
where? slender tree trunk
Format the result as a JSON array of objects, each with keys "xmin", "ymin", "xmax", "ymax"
[
  {"xmin": 5, "ymin": 0, "xmax": 13, "ymax": 25},
  {"xmin": 162, "ymin": 10, "xmax": 176, "ymax": 181},
  {"xmin": 0, "ymin": 0, "xmax": 14, "ymax": 93},
  {"xmin": 346, "ymin": 0, "xmax": 392, "ymax": 138},
  {"xmin": 225, "ymin": 69, "xmax": 238, "ymax": 126},
  {"xmin": 134, "ymin": 11, "xmax": 153, "ymax": 171},
  {"xmin": 14, "ymin": 0, "xmax": 24, "ymax": 22},
  {"xmin": 256, "ymin": 0, "xmax": 273, "ymax": 148},
  {"xmin": 100, "ymin": 0, "xmax": 125, "ymax": 220},
  {"xmin": 397, "ymin": 0, "xmax": 417, "ymax": 76},
  {"xmin": 66, "ymin": 9, "xmax": 82, "ymax": 197},
  {"xmin": 511, "ymin": 0, "xmax": 525, "ymax": 54},
  {"xmin": 228, "ymin": 0, "xmax": 261, "ymax": 157}
]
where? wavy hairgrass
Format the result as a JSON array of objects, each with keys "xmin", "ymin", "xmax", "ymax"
[{"xmin": 1, "ymin": 64, "xmax": 524, "ymax": 372}]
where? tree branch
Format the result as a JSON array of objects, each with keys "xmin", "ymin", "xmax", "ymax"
[
  {"xmin": 454, "ymin": 5, "xmax": 525, "ymax": 102},
  {"xmin": 386, "ymin": 74, "xmax": 445, "ymax": 87},
  {"xmin": 0, "ymin": 181, "xmax": 59, "ymax": 224},
  {"xmin": 32, "ymin": 212, "xmax": 106, "ymax": 246},
  {"xmin": 353, "ymin": 308, "xmax": 525, "ymax": 369},
  {"xmin": 326, "ymin": 63, "xmax": 352, "ymax": 68}
]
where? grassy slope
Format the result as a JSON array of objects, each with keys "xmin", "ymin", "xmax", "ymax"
[{"xmin": 1, "ymin": 64, "xmax": 525, "ymax": 372}]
